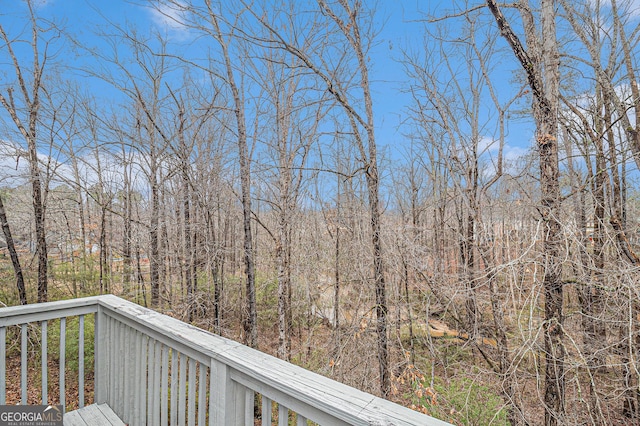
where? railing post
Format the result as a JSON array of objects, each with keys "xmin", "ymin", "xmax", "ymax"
[
  {"xmin": 41, "ymin": 320, "xmax": 47, "ymax": 405},
  {"xmin": 0, "ymin": 326, "xmax": 5, "ymax": 405},
  {"xmin": 79, "ymin": 315, "xmax": 85, "ymax": 408},
  {"xmin": 59, "ymin": 317, "xmax": 66, "ymax": 411},
  {"xmin": 94, "ymin": 305, "xmax": 108, "ymax": 404},
  {"xmin": 209, "ymin": 359, "xmax": 243, "ymax": 426},
  {"xmin": 21, "ymin": 323, "xmax": 27, "ymax": 405}
]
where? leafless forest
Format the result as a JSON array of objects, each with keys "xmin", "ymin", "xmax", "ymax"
[{"xmin": 1, "ymin": 1, "xmax": 640, "ymax": 424}]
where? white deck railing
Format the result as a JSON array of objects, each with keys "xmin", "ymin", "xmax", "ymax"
[{"xmin": 0, "ymin": 295, "xmax": 450, "ymax": 425}]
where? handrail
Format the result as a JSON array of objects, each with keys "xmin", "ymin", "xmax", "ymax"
[
  {"xmin": 0, "ymin": 295, "xmax": 451, "ymax": 425},
  {"xmin": 0, "ymin": 296, "xmax": 102, "ymax": 327},
  {"xmin": 0, "ymin": 297, "xmax": 98, "ymax": 409}
]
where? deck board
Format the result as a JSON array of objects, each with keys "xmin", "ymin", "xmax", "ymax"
[{"xmin": 64, "ymin": 403, "xmax": 125, "ymax": 426}]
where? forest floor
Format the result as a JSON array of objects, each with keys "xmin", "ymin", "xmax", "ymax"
[{"xmin": 4, "ymin": 355, "xmax": 93, "ymax": 410}]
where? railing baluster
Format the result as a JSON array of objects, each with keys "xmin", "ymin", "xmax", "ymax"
[
  {"xmin": 117, "ymin": 321, "xmax": 125, "ymax": 417},
  {"xmin": 261, "ymin": 397, "xmax": 272, "ymax": 425},
  {"xmin": 139, "ymin": 334, "xmax": 148, "ymax": 425},
  {"xmin": 129, "ymin": 327, "xmax": 136, "ymax": 423},
  {"xmin": 278, "ymin": 404, "xmax": 288, "ymax": 426},
  {"xmin": 171, "ymin": 349, "xmax": 178, "ymax": 426},
  {"xmin": 235, "ymin": 383, "xmax": 245, "ymax": 424},
  {"xmin": 130, "ymin": 330, "xmax": 137, "ymax": 426},
  {"xmin": 126, "ymin": 324, "xmax": 132, "ymax": 418},
  {"xmin": 113, "ymin": 320, "xmax": 119, "ymax": 415},
  {"xmin": 41, "ymin": 320, "xmax": 47, "ymax": 404},
  {"xmin": 161, "ymin": 345, "xmax": 169, "ymax": 426},
  {"xmin": 0, "ymin": 326, "xmax": 5, "ymax": 405},
  {"xmin": 197, "ymin": 363, "xmax": 206, "ymax": 426},
  {"xmin": 153, "ymin": 341, "xmax": 161, "ymax": 425},
  {"xmin": 94, "ymin": 308, "xmax": 107, "ymax": 405},
  {"xmin": 147, "ymin": 339, "xmax": 155, "ymax": 426},
  {"xmin": 245, "ymin": 388, "xmax": 254, "ymax": 426},
  {"xmin": 123, "ymin": 325, "xmax": 131, "ymax": 421},
  {"xmin": 133, "ymin": 330, "xmax": 144, "ymax": 426},
  {"xmin": 105, "ymin": 315, "xmax": 115, "ymax": 404},
  {"xmin": 128, "ymin": 326, "xmax": 134, "ymax": 420},
  {"xmin": 178, "ymin": 353, "xmax": 187, "ymax": 426},
  {"xmin": 108, "ymin": 316, "xmax": 115, "ymax": 408},
  {"xmin": 296, "ymin": 413, "xmax": 308, "ymax": 426},
  {"xmin": 111, "ymin": 319, "xmax": 123, "ymax": 415},
  {"xmin": 208, "ymin": 359, "xmax": 215, "ymax": 426},
  {"xmin": 188, "ymin": 358, "xmax": 196, "ymax": 426},
  {"xmin": 21, "ymin": 323, "xmax": 27, "ymax": 405},
  {"xmin": 59, "ymin": 317, "xmax": 66, "ymax": 411},
  {"xmin": 79, "ymin": 314, "xmax": 85, "ymax": 408}
]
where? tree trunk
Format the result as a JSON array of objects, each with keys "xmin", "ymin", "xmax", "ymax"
[
  {"xmin": 487, "ymin": 1, "xmax": 564, "ymax": 423},
  {"xmin": 0, "ymin": 193, "xmax": 27, "ymax": 305},
  {"xmin": 122, "ymin": 148, "xmax": 132, "ymax": 296},
  {"xmin": 0, "ymin": 15, "xmax": 49, "ymax": 303},
  {"xmin": 179, "ymin": 108, "xmax": 194, "ymax": 322},
  {"xmin": 366, "ymin": 135, "xmax": 389, "ymax": 398},
  {"xmin": 346, "ymin": 3, "xmax": 390, "ymax": 397},
  {"xmin": 463, "ymin": 209, "xmax": 477, "ymax": 336},
  {"xmin": 99, "ymin": 207, "xmax": 107, "ymax": 294},
  {"xmin": 207, "ymin": 4, "xmax": 257, "ymax": 347},
  {"xmin": 276, "ymin": 231, "xmax": 291, "ymax": 360},
  {"xmin": 150, "ymin": 172, "xmax": 160, "ymax": 307},
  {"xmin": 208, "ymin": 208, "xmax": 223, "ymax": 334},
  {"xmin": 587, "ymin": 88, "xmax": 607, "ymax": 370}
]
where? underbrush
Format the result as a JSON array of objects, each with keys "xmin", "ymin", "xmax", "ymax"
[{"xmin": 393, "ymin": 348, "xmax": 508, "ymax": 425}]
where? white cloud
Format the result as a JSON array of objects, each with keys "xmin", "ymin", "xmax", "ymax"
[
  {"xmin": 478, "ymin": 136, "xmax": 498, "ymax": 155},
  {"xmin": 479, "ymin": 136, "xmax": 530, "ymax": 180},
  {"xmin": 503, "ymin": 145, "xmax": 528, "ymax": 166},
  {"xmin": 0, "ymin": 139, "xmax": 151, "ymax": 197},
  {"xmin": 148, "ymin": 2, "xmax": 190, "ymax": 32},
  {"xmin": 0, "ymin": 141, "xmax": 28, "ymax": 187},
  {"xmin": 590, "ymin": 0, "xmax": 640, "ymax": 18}
]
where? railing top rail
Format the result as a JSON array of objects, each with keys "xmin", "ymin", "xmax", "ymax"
[{"xmin": 0, "ymin": 296, "xmax": 103, "ymax": 327}]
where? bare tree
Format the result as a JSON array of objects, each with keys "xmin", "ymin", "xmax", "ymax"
[
  {"xmin": 252, "ymin": 0, "xmax": 390, "ymax": 395},
  {"xmin": 560, "ymin": 0, "xmax": 640, "ymax": 420},
  {"xmin": 86, "ymin": 28, "xmax": 175, "ymax": 306},
  {"xmin": 402, "ymin": 10, "xmax": 529, "ymax": 423},
  {"xmin": 0, "ymin": 1, "xmax": 59, "ymax": 302},
  {"xmin": 252, "ymin": 49, "xmax": 322, "ymax": 359},
  {"xmin": 203, "ymin": 3, "xmax": 258, "ymax": 347},
  {"xmin": 149, "ymin": 0, "xmax": 261, "ymax": 343},
  {"xmin": 487, "ymin": 1, "xmax": 564, "ymax": 424}
]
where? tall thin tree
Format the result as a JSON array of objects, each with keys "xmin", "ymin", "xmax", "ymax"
[
  {"xmin": 0, "ymin": 1, "xmax": 53, "ymax": 302},
  {"xmin": 487, "ymin": 1, "xmax": 564, "ymax": 424}
]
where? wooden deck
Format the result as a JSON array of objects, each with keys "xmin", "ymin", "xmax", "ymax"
[
  {"xmin": 64, "ymin": 403, "xmax": 125, "ymax": 426},
  {"xmin": 0, "ymin": 295, "xmax": 452, "ymax": 425}
]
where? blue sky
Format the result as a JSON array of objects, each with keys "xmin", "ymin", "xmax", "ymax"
[{"xmin": 0, "ymin": 0, "xmax": 567, "ymax": 189}]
